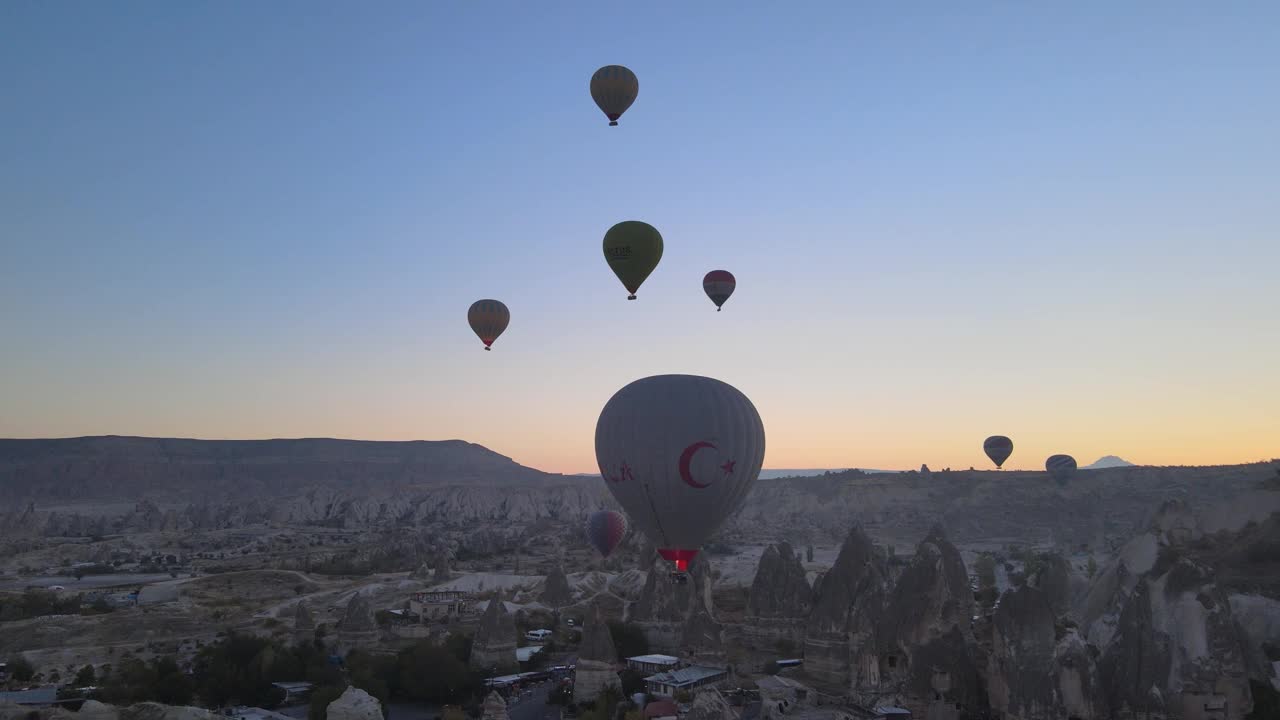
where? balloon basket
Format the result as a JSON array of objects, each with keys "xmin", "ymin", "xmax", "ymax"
[
  {"xmin": 484, "ymin": 347, "xmax": 491, "ymax": 351},
  {"xmin": 609, "ymin": 121, "xmax": 619, "ymax": 126},
  {"xmin": 627, "ymin": 294, "xmax": 636, "ymax": 300}
]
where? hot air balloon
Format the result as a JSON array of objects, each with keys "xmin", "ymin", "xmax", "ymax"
[
  {"xmin": 1046, "ymin": 454, "xmax": 1077, "ymax": 485},
  {"xmin": 595, "ymin": 374, "xmax": 766, "ymax": 573},
  {"xmin": 703, "ymin": 270, "xmax": 736, "ymax": 311},
  {"xmin": 590, "ymin": 65, "xmax": 638, "ymax": 126},
  {"xmin": 983, "ymin": 436, "xmax": 1014, "ymax": 469},
  {"xmin": 603, "ymin": 221, "xmax": 663, "ymax": 300},
  {"xmin": 467, "ymin": 299, "xmax": 509, "ymax": 350},
  {"xmin": 586, "ymin": 510, "xmax": 628, "ymax": 558}
]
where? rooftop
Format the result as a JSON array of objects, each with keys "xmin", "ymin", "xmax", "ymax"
[
  {"xmin": 227, "ymin": 707, "xmax": 295, "ymax": 720},
  {"xmin": 271, "ymin": 682, "xmax": 314, "ymax": 692},
  {"xmin": 629, "ymin": 654, "xmax": 680, "ymax": 665},
  {"xmin": 0, "ymin": 687, "xmax": 58, "ymax": 706},
  {"xmin": 516, "ymin": 646, "xmax": 545, "ymax": 662},
  {"xmin": 873, "ymin": 708, "xmax": 912, "ymax": 717},
  {"xmin": 645, "ymin": 665, "xmax": 727, "ymax": 687}
]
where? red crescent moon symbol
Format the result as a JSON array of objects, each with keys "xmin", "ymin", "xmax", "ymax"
[{"xmin": 679, "ymin": 441, "xmax": 717, "ymax": 489}]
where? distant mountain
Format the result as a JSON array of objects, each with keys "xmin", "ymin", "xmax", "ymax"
[
  {"xmin": 0, "ymin": 435, "xmax": 561, "ymax": 506},
  {"xmin": 1083, "ymin": 455, "xmax": 1136, "ymax": 469}
]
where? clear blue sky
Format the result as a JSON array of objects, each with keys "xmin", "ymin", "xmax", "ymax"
[{"xmin": 3, "ymin": 2, "xmax": 1277, "ymax": 472}]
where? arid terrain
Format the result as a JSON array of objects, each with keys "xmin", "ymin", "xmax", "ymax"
[{"xmin": 2, "ymin": 438, "xmax": 1278, "ymax": 720}]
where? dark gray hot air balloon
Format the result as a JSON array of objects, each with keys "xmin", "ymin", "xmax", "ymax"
[
  {"xmin": 983, "ymin": 436, "xmax": 1014, "ymax": 469},
  {"xmin": 1045, "ymin": 454, "xmax": 1077, "ymax": 485},
  {"xmin": 595, "ymin": 374, "xmax": 766, "ymax": 574}
]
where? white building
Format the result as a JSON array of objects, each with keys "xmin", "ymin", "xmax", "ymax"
[{"xmin": 627, "ymin": 654, "xmax": 681, "ymax": 675}]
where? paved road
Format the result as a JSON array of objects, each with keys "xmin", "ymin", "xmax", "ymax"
[{"xmin": 506, "ymin": 682, "xmax": 562, "ymax": 720}]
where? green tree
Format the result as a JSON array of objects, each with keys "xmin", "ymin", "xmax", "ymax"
[
  {"xmin": 192, "ymin": 633, "xmax": 303, "ymax": 708},
  {"xmin": 395, "ymin": 642, "xmax": 477, "ymax": 704},
  {"xmin": 346, "ymin": 651, "xmax": 394, "ymax": 716},
  {"xmin": 1087, "ymin": 556, "xmax": 1098, "ymax": 579},
  {"xmin": 1246, "ymin": 679, "xmax": 1280, "ymax": 720},
  {"xmin": 6, "ymin": 656, "xmax": 35, "ymax": 682},
  {"xmin": 74, "ymin": 665, "xmax": 96, "ymax": 687},
  {"xmin": 309, "ymin": 685, "xmax": 346, "ymax": 720},
  {"xmin": 100, "ymin": 657, "xmax": 154, "ymax": 705},
  {"xmin": 618, "ymin": 669, "xmax": 646, "ymax": 697},
  {"xmin": 607, "ymin": 622, "xmax": 649, "ymax": 660},
  {"xmin": 974, "ymin": 553, "xmax": 999, "ymax": 607},
  {"xmin": 152, "ymin": 657, "xmax": 195, "ymax": 706},
  {"xmin": 445, "ymin": 633, "xmax": 473, "ymax": 665}
]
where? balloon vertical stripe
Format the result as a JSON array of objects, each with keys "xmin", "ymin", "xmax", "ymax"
[{"xmin": 468, "ymin": 299, "xmax": 510, "ymax": 349}]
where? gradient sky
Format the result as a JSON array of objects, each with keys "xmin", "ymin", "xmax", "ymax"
[{"xmin": 3, "ymin": 2, "xmax": 1278, "ymax": 474}]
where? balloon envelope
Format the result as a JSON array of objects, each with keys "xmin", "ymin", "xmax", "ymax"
[
  {"xmin": 467, "ymin": 299, "xmax": 509, "ymax": 350},
  {"xmin": 595, "ymin": 374, "xmax": 766, "ymax": 571},
  {"xmin": 983, "ymin": 436, "xmax": 1014, "ymax": 468},
  {"xmin": 603, "ymin": 221, "xmax": 663, "ymax": 299},
  {"xmin": 1046, "ymin": 454, "xmax": 1077, "ymax": 484},
  {"xmin": 590, "ymin": 65, "xmax": 639, "ymax": 126},
  {"xmin": 586, "ymin": 510, "xmax": 628, "ymax": 558},
  {"xmin": 703, "ymin": 270, "xmax": 736, "ymax": 310}
]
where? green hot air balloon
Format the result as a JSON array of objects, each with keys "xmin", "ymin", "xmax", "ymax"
[{"xmin": 603, "ymin": 221, "xmax": 663, "ymax": 300}]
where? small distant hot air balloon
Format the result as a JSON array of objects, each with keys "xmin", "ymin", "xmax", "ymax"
[
  {"xmin": 595, "ymin": 374, "xmax": 766, "ymax": 573},
  {"xmin": 1046, "ymin": 454, "xmax": 1077, "ymax": 485},
  {"xmin": 983, "ymin": 436, "xmax": 1014, "ymax": 469},
  {"xmin": 467, "ymin": 299, "xmax": 509, "ymax": 351},
  {"xmin": 603, "ymin": 221, "xmax": 663, "ymax": 300},
  {"xmin": 590, "ymin": 65, "xmax": 638, "ymax": 126},
  {"xmin": 703, "ymin": 270, "xmax": 736, "ymax": 311},
  {"xmin": 586, "ymin": 511, "xmax": 628, "ymax": 558}
]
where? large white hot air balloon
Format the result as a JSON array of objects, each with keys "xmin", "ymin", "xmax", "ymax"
[{"xmin": 594, "ymin": 374, "xmax": 766, "ymax": 573}]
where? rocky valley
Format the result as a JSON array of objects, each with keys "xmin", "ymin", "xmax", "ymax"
[{"xmin": 2, "ymin": 437, "xmax": 1278, "ymax": 720}]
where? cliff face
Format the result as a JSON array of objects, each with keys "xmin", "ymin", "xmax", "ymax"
[
  {"xmin": 803, "ymin": 526, "xmax": 890, "ymax": 691},
  {"xmin": 731, "ymin": 542, "xmax": 812, "ymax": 666},
  {"xmin": 1078, "ymin": 499, "xmax": 1280, "ymax": 720},
  {"xmin": 541, "ymin": 565, "xmax": 572, "ymax": 608},
  {"xmin": 0, "ymin": 437, "xmax": 559, "ymax": 502},
  {"xmin": 574, "ymin": 604, "xmax": 621, "ymax": 704},
  {"xmin": 337, "ymin": 592, "xmax": 379, "ymax": 654},
  {"xmin": 3, "ymin": 438, "xmax": 1275, "ymax": 548},
  {"xmin": 1097, "ymin": 561, "xmax": 1255, "ymax": 720},
  {"xmin": 471, "ymin": 594, "xmax": 518, "ymax": 672},
  {"xmin": 748, "ymin": 542, "xmax": 812, "ymax": 619},
  {"xmin": 294, "ymin": 600, "xmax": 316, "ymax": 646},
  {"xmin": 877, "ymin": 526, "xmax": 983, "ymax": 717},
  {"xmin": 632, "ymin": 553, "xmax": 716, "ymax": 652},
  {"xmin": 987, "ymin": 586, "xmax": 1105, "ymax": 720},
  {"xmin": 730, "ymin": 463, "xmax": 1277, "ymax": 548}
]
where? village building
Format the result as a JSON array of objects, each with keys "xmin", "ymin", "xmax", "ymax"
[
  {"xmin": 644, "ymin": 665, "xmax": 728, "ymax": 697},
  {"xmin": 627, "ymin": 654, "xmax": 682, "ymax": 675},
  {"xmin": 409, "ymin": 590, "xmax": 470, "ymax": 621}
]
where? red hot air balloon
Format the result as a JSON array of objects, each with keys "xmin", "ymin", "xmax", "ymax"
[
  {"xmin": 586, "ymin": 511, "xmax": 628, "ymax": 558},
  {"xmin": 703, "ymin": 270, "xmax": 736, "ymax": 311},
  {"xmin": 595, "ymin": 374, "xmax": 766, "ymax": 573},
  {"xmin": 467, "ymin": 299, "xmax": 509, "ymax": 350}
]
